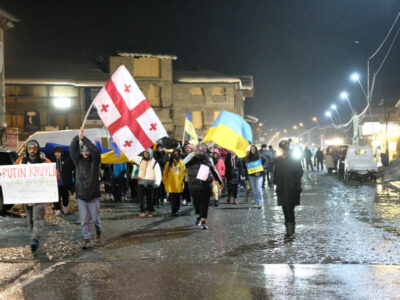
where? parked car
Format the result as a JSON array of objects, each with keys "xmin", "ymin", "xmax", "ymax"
[
  {"xmin": 325, "ymin": 144, "xmax": 348, "ymax": 174},
  {"xmin": 344, "ymin": 146, "xmax": 378, "ymax": 182},
  {"xmin": 0, "ymin": 149, "xmax": 18, "ymax": 214}
]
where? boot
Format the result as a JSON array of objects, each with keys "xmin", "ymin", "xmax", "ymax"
[
  {"xmin": 283, "ymin": 222, "xmax": 290, "ymax": 240},
  {"xmin": 95, "ymin": 231, "xmax": 101, "ymax": 243},
  {"xmin": 287, "ymin": 222, "xmax": 295, "ymax": 240},
  {"xmin": 31, "ymin": 238, "xmax": 39, "ymax": 253},
  {"xmin": 214, "ymin": 200, "xmax": 219, "ymax": 207},
  {"xmin": 227, "ymin": 196, "xmax": 231, "ymax": 204},
  {"xmin": 82, "ymin": 239, "xmax": 91, "ymax": 250}
]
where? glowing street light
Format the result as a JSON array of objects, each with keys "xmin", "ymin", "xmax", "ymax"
[
  {"xmin": 299, "ymin": 122, "xmax": 304, "ymax": 127},
  {"xmin": 283, "ymin": 129, "xmax": 288, "ymax": 133},
  {"xmin": 325, "ymin": 110, "xmax": 335, "ymax": 125},
  {"xmin": 339, "ymin": 91, "xmax": 354, "ymax": 113},
  {"xmin": 312, "ymin": 116, "xmax": 318, "ymax": 123},
  {"xmin": 293, "ymin": 125, "xmax": 298, "ymax": 130},
  {"xmin": 350, "ymin": 72, "xmax": 367, "ymax": 100},
  {"xmin": 330, "ymin": 104, "xmax": 342, "ymax": 123}
]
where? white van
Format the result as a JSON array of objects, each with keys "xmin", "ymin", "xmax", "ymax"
[
  {"xmin": 18, "ymin": 128, "xmax": 109, "ymax": 155},
  {"xmin": 344, "ymin": 146, "xmax": 378, "ymax": 181}
]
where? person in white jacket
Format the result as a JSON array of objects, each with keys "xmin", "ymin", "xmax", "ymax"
[{"xmin": 132, "ymin": 148, "xmax": 162, "ymax": 218}]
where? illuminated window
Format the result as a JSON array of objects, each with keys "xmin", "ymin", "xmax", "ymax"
[
  {"xmin": 190, "ymin": 87, "xmax": 204, "ymax": 96},
  {"xmin": 211, "ymin": 87, "xmax": 225, "ymax": 96},
  {"xmin": 192, "ymin": 111, "xmax": 203, "ymax": 129},
  {"xmin": 133, "ymin": 57, "xmax": 160, "ymax": 77},
  {"xmin": 355, "ymin": 149, "xmax": 366, "ymax": 155},
  {"xmin": 145, "ymin": 84, "xmax": 161, "ymax": 107}
]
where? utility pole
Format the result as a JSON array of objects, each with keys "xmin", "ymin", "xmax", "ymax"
[{"xmin": 0, "ymin": 9, "xmax": 19, "ymax": 146}]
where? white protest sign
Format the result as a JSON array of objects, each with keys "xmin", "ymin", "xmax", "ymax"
[{"xmin": 0, "ymin": 163, "xmax": 58, "ymax": 204}]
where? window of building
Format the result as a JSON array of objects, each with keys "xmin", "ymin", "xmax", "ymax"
[
  {"xmin": 146, "ymin": 84, "xmax": 161, "ymax": 107},
  {"xmin": 214, "ymin": 111, "xmax": 221, "ymax": 121},
  {"xmin": 192, "ymin": 111, "xmax": 203, "ymax": 129},
  {"xmin": 190, "ymin": 87, "xmax": 204, "ymax": 96},
  {"xmin": 211, "ymin": 87, "xmax": 225, "ymax": 96},
  {"xmin": 6, "ymin": 113, "xmax": 24, "ymax": 128},
  {"xmin": 133, "ymin": 57, "xmax": 160, "ymax": 77}
]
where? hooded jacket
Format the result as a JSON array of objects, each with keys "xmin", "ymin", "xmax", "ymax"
[
  {"xmin": 212, "ymin": 148, "xmax": 226, "ymax": 180},
  {"xmin": 224, "ymin": 152, "xmax": 244, "ymax": 185},
  {"xmin": 51, "ymin": 146, "xmax": 74, "ymax": 187},
  {"xmin": 15, "ymin": 140, "xmax": 51, "ymax": 165},
  {"xmin": 70, "ymin": 135, "xmax": 101, "ymax": 201},
  {"xmin": 183, "ymin": 151, "xmax": 223, "ymax": 191},
  {"xmin": 132, "ymin": 148, "xmax": 162, "ymax": 186},
  {"xmin": 162, "ymin": 159, "xmax": 186, "ymax": 193}
]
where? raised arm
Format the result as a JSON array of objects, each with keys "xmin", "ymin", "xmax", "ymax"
[{"xmin": 70, "ymin": 135, "xmax": 80, "ymax": 165}]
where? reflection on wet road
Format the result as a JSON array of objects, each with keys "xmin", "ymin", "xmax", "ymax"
[{"xmin": 0, "ymin": 171, "xmax": 400, "ymax": 299}]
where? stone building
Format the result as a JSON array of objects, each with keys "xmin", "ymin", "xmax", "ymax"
[{"xmin": 5, "ymin": 52, "xmax": 254, "ymax": 143}]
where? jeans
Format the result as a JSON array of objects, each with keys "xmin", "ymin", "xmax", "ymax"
[
  {"xmin": 248, "ymin": 175, "xmax": 263, "ymax": 205},
  {"xmin": 317, "ymin": 160, "xmax": 323, "ymax": 171},
  {"xmin": 24, "ymin": 204, "xmax": 46, "ymax": 239},
  {"xmin": 78, "ymin": 198, "xmax": 102, "ymax": 240}
]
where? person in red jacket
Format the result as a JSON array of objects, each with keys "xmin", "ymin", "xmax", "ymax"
[{"xmin": 211, "ymin": 148, "xmax": 225, "ymax": 207}]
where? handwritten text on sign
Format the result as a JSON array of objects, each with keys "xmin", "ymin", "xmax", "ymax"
[{"xmin": 0, "ymin": 163, "xmax": 58, "ymax": 204}]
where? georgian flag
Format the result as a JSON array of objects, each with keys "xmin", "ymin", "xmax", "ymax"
[{"xmin": 93, "ymin": 65, "xmax": 167, "ymax": 160}]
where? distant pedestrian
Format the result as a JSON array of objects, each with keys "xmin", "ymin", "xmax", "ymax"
[
  {"xmin": 259, "ymin": 144, "xmax": 268, "ymax": 188},
  {"xmin": 15, "ymin": 140, "xmax": 54, "ymax": 253},
  {"xmin": 316, "ymin": 147, "xmax": 324, "ymax": 171},
  {"xmin": 266, "ymin": 145, "xmax": 276, "ymax": 185},
  {"xmin": 111, "ymin": 163, "xmax": 128, "ymax": 201},
  {"xmin": 162, "ymin": 149, "xmax": 186, "ymax": 216},
  {"xmin": 181, "ymin": 144, "xmax": 194, "ymax": 205},
  {"xmin": 132, "ymin": 148, "xmax": 162, "ymax": 218},
  {"xmin": 211, "ymin": 148, "xmax": 225, "ymax": 207},
  {"xmin": 304, "ymin": 146, "xmax": 314, "ymax": 171},
  {"xmin": 153, "ymin": 144, "xmax": 168, "ymax": 206},
  {"xmin": 70, "ymin": 128, "xmax": 102, "ymax": 250},
  {"xmin": 225, "ymin": 151, "xmax": 244, "ymax": 205},
  {"xmin": 183, "ymin": 143, "xmax": 223, "ymax": 230},
  {"xmin": 243, "ymin": 145, "xmax": 266, "ymax": 208},
  {"xmin": 274, "ymin": 140, "xmax": 303, "ymax": 241},
  {"xmin": 51, "ymin": 146, "xmax": 74, "ymax": 216}
]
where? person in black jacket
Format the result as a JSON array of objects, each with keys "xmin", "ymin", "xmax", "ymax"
[
  {"xmin": 224, "ymin": 151, "xmax": 243, "ymax": 205},
  {"xmin": 153, "ymin": 144, "xmax": 169, "ymax": 206},
  {"xmin": 183, "ymin": 143, "xmax": 223, "ymax": 230},
  {"xmin": 70, "ymin": 128, "xmax": 102, "ymax": 249},
  {"xmin": 51, "ymin": 146, "xmax": 74, "ymax": 216},
  {"xmin": 273, "ymin": 140, "xmax": 303, "ymax": 241}
]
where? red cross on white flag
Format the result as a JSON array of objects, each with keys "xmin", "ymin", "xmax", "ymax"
[{"xmin": 93, "ymin": 65, "xmax": 168, "ymax": 160}]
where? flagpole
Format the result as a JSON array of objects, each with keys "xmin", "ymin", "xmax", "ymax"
[{"xmin": 81, "ymin": 102, "xmax": 95, "ymax": 129}]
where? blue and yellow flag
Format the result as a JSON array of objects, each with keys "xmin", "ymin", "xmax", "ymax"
[
  {"xmin": 203, "ymin": 110, "xmax": 252, "ymax": 158},
  {"xmin": 184, "ymin": 109, "xmax": 199, "ymax": 145}
]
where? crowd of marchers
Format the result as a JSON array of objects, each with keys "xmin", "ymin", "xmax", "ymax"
[{"xmin": 16, "ymin": 129, "xmax": 307, "ymax": 254}]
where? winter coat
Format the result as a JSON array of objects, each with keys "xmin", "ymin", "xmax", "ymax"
[
  {"xmin": 224, "ymin": 153, "xmax": 243, "ymax": 185},
  {"xmin": 212, "ymin": 148, "xmax": 226, "ymax": 180},
  {"xmin": 183, "ymin": 152, "xmax": 223, "ymax": 191},
  {"xmin": 316, "ymin": 150, "xmax": 324, "ymax": 161},
  {"xmin": 243, "ymin": 154, "xmax": 267, "ymax": 179},
  {"xmin": 132, "ymin": 149, "xmax": 162, "ymax": 186},
  {"xmin": 273, "ymin": 154, "xmax": 303, "ymax": 207},
  {"xmin": 153, "ymin": 150, "xmax": 169, "ymax": 171},
  {"xmin": 162, "ymin": 160, "xmax": 186, "ymax": 193},
  {"xmin": 70, "ymin": 136, "xmax": 101, "ymax": 201},
  {"xmin": 51, "ymin": 147, "xmax": 74, "ymax": 187},
  {"xmin": 304, "ymin": 149, "xmax": 313, "ymax": 160}
]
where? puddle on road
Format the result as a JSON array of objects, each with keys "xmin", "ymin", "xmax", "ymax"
[
  {"xmin": 105, "ymin": 226, "xmax": 196, "ymax": 249},
  {"xmin": 223, "ymin": 240, "xmax": 279, "ymax": 257}
]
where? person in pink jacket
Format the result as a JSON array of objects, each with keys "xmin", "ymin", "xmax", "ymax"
[{"xmin": 212, "ymin": 148, "xmax": 226, "ymax": 207}]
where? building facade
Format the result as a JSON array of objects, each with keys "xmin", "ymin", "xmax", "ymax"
[{"xmin": 4, "ymin": 52, "xmax": 254, "ymax": 145}]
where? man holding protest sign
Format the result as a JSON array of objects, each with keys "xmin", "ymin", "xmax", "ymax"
[
  {"xmin": 14, "ymin": 139, "xmax": 53, "ymax": 253},
  {"xmin": 70, "ymin": 128, "xmax": 102, "ymax": 250}
]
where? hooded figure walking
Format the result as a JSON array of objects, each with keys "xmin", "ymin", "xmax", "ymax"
[
  {"xmin": 274, "ymin": 140, "xmax": 303, "ymax": 241},
  {"xmin": 70, "ymin": 128, "xmax": 102, "ymax": 250},
  {"xmin": 15, "ymin": 140, "xmax": 54, "ymax": 253}
]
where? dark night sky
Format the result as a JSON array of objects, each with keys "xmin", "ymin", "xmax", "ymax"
[{"xmin": 1, "ymin": 0, "xmax": 400, "ymax": 131}]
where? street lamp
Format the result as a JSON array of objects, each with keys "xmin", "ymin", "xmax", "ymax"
[
  {"xmin": 312, "ymin": 116, "xmax": 318, "ymax": 123},
  {"xmin": 299, "ymin": 122, "xmax": 304, "ymax": 128},
  {"xmin": 339, "ymin": 91, "xmax": 354, "ymax": 113},
  {"xmin": 350, "ymin": 72, "xmax": 367, "ymax": 100},
  {"xmin": 330, "ymin": 104, "xmax": 342, "ymax": 123},
  {"xmin": 293, "ymin": 125, "xmax": 298, "ymax": 130},
  {"xmin": 325, "ymin": 110, "xmax": 335, "ymax": 125}
]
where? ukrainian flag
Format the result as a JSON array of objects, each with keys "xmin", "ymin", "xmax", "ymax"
[
  {"xmin": 184, "ymin": 109, "xmax": 199, "ymax": 145},
  {"xmin": 203, "ymin": 110, "xmax": 252, "ymax": 158}
]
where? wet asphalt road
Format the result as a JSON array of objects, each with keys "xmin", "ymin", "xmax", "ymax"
[{"xmin": 0, "ymin": 171, "xmax": 400, "ymax": 299}]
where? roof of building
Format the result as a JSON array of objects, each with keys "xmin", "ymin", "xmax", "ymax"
[
  {"xmin": 5, "ymin": 59, "xmax": 109, "ymax": 86},
  {"xmin": 0, "ymin": 8, "xmax": 19, "ymax": 23},
  {"xmin": 117, "ymin": 52, "xmax": 178, "ymax": 60},
  {"xmin": 174, "ymin": 67, "xmax": 243, "ymax": 87}
]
